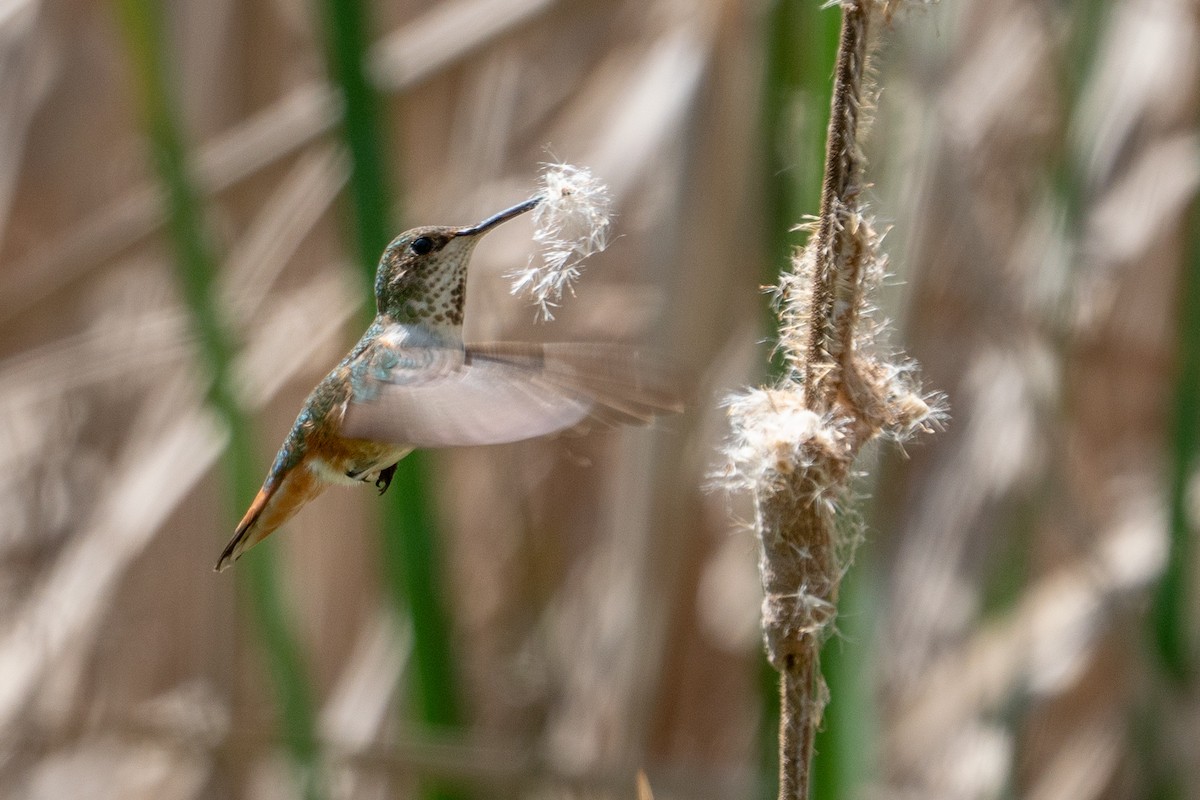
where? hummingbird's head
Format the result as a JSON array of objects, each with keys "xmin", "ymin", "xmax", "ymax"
[{"xmin": 374, "ymin": 198, "xmax": 539, "ymax": 334}]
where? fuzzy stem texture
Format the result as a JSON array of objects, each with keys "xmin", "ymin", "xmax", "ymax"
[
  {"xmin": 805, "ymin": 3, "xmax": 869, "ymax": 411},
  {"xmin": 764, "ymin": 484, "xmax": 838, "ymax": 800},
  {"xmin": 725, "ymin": 3, "xmax": 940, "ymax": 799},
  {"xmin": 775, "ymin": 8, "xmax": 870, "ymax": 797}
]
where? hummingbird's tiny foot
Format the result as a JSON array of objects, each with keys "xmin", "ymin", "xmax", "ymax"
[
  {"xmin": 375, "ymin": 463, "xmax": 397, "ymax": 495},
  {"xmin": 345, "ymin": 467, "xmax": 376, "ymax": 484}
]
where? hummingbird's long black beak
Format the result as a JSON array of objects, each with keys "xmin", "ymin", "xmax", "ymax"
[{"xmin": 454, "ymin": 197, "xmax": 540, "ymax": 237}]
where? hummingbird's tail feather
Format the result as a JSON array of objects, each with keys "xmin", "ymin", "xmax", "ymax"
[{"xmin": 214, "ymin": 466, "xmax": 324, "ymax": 571}]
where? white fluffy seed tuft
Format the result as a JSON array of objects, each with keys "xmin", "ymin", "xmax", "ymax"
[
  {"xmin": 717, "ymin": 388, "xmax": 846, "ymax": 493},
  {"xmin": 508, "ymin": 163, "xmax": 613, "ymax": 321}
]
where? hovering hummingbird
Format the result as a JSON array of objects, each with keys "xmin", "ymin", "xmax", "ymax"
[{"xmin": 215, "ymin": 197, "xmax": 679, "ymax": 571}]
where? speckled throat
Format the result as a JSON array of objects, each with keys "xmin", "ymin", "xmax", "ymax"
[
  {"xmin": 388, "ymin": 237, "xmax": 476, "ymax": 335},
  {"xmin": 373, "ymin": 198, "xmax": 540, "ymax": 339}
]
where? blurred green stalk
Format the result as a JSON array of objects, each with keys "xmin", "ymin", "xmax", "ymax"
[
  {"xmin": 315, "ymin": 2, "xmax": 464, "ymax": 797},
  {"xmin": 759, "ymin": 3, "xmax": 863, "ymax": 799},
  {"xmin": 762, "ymin": 0, "xmax": 839, "ymax": 293},
  {"xmin": 761, "ymin": 0, "xmax": 840, "ymax": 377},
  {"xmin": 112, "ymin": 2, "xmax": 322, "ymax": 797},
  {"xmin": 1143, "ymin": 39, "xmax": 1199, "ymax": 800},
  {"xmin": 1151, "ymin": 190, "xmax": 1200, "ymax": 682},
  {"xmin": 809, "ymin": 549, "xmax": 876, "ymax": 800}
]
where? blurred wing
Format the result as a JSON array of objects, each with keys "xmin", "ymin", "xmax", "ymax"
[
  {"xmin": 469, "ymin": 343, "xmax": 683, "ymax": 424},
  {"xmin": 341, "ymin": 342, "xmax": 681, "ymax": 448}
]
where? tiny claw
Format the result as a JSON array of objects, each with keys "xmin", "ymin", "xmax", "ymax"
[{"xmin": 375, "ymin": 463, "xmax": 397, "ymax": 495}]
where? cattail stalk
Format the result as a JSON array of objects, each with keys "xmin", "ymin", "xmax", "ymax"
[
  {"xmin": 726, "ymin": 3, "xmax": 938, "ymax": 798},
  {"xmin": 804, "ymin": 3, "xmax": 870, "ymax": 412}
]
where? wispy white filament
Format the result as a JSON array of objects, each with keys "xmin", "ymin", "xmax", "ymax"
[{"xmin": 509, "ymin": 163, "xmax": 613, "ymax": 320}]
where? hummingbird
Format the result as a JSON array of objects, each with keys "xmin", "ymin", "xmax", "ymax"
[{"xmin": 215, "ymin": 197, "xmax": 679, "ymax": 571}]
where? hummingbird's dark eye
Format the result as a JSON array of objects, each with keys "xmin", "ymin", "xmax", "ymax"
[{"xmin": 410, "ymin": 236, "xmax": 434, "ymax": 256}]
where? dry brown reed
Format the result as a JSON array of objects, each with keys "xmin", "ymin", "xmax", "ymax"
[{"xmin": 723, "ymin": 2, "xmax": 939, "ymax": 798}]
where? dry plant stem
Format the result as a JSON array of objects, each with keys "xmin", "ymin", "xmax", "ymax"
[
  {"xmin": 748, "ymin": 3, "xmax": 937, "ymax": 794},
  {"xmin": 760, "ymin": 470, "xmax": 840, "ymax": 800},
  {"xmin": 769, "ymin": 5, "xmax": 871, "ymax": 799},
  {"xmin": 805, "ymin": 3, "xmax": 869, "ymax": 411},
  {"xmin": 779, "ymin": 655, "xmax": 823, "ymax": 800},
  {"xmin": 696, "ymin": 0, "xmax": 929, "ymax": 796}
]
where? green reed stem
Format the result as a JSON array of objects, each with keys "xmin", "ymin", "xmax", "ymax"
[
  {"xmin": 1151, "ymin": 193, "xmax": 1200, "ymax": 682},
  {"xmin": 315, "ymin": 3, "xmax": 464, "ymax": 798},
  {"xmin": 112, "ymin": 2, "xmax": 322, "ymax": 797},
  {"xmin": 762, "ymin": 0, "xmax": 840, "ymax": 298}
]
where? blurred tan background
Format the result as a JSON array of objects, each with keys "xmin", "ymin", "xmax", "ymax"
[{"xmin": 0, "ymin": 1, "xmax": 1197, "ymax": 799}]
